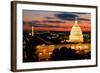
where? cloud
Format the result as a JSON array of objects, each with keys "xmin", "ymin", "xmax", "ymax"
[
  {"xmin": 23, "ymin": 25, "xmax": 90, "ymax": 32},
  {"xmin": 45, "ymin": 17, "xmax": 56, "ymax": 19},
  {"xmin": 55, "ymin": 12, "xmax": 78, "ymax": 20},
  {"xmin": 55, "ymin": 12, "xmax": 90, "ymax": 21},
  {"xmin": 79, "ymin": 18, "xmax": 90, "ymax": 21}
]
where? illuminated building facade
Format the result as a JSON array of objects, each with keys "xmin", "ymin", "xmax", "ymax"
[{"xmin": 69, "ymin": 17, "xmax": 84, "ymax": 43}]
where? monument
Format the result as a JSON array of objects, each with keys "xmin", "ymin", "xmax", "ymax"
[{"xmin": 69, "ymin": 17, "xmax": 84, "ymax": 43}]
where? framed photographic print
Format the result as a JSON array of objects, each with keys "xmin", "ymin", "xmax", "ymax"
[{"xmin": 11, "ymin": 1, "xmax": 98, "ymax": 72}]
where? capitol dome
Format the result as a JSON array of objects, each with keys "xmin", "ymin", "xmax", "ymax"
[{"xmin": 69, "ymin": 17, "xmax": 84, "ymax": 43}]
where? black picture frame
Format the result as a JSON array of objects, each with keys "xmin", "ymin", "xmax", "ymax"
[{"xmin": 11, "ymin": 1, "xmax": 98, "ymax": 72}]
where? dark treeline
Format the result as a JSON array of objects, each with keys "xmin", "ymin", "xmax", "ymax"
[{"xmin": 51, "ymin": 47, "xmax": 91, "ymax": 61}]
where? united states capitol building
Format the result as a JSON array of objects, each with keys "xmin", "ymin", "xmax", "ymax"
[{"xmin": 69, "ymin": 17, "xmax": 84, "ymax": 43}]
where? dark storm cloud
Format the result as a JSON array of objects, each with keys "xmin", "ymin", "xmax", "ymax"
[
  {"xmin": 55, "ymin": 12, "xmax": 91, "ymax": 21},
  {"xmin": 55, "ymin": 12, "xmax": 79, "ymax": 20}
]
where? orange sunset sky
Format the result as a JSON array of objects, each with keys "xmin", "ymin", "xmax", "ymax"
[{"xmin": 23, "ymin": 10, "xmax": 91, "ymax": 32}]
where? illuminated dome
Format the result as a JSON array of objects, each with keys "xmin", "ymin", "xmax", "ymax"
[{"xmin": 69, "ymin": 17, "xmax": 83, "ymax": 42}]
